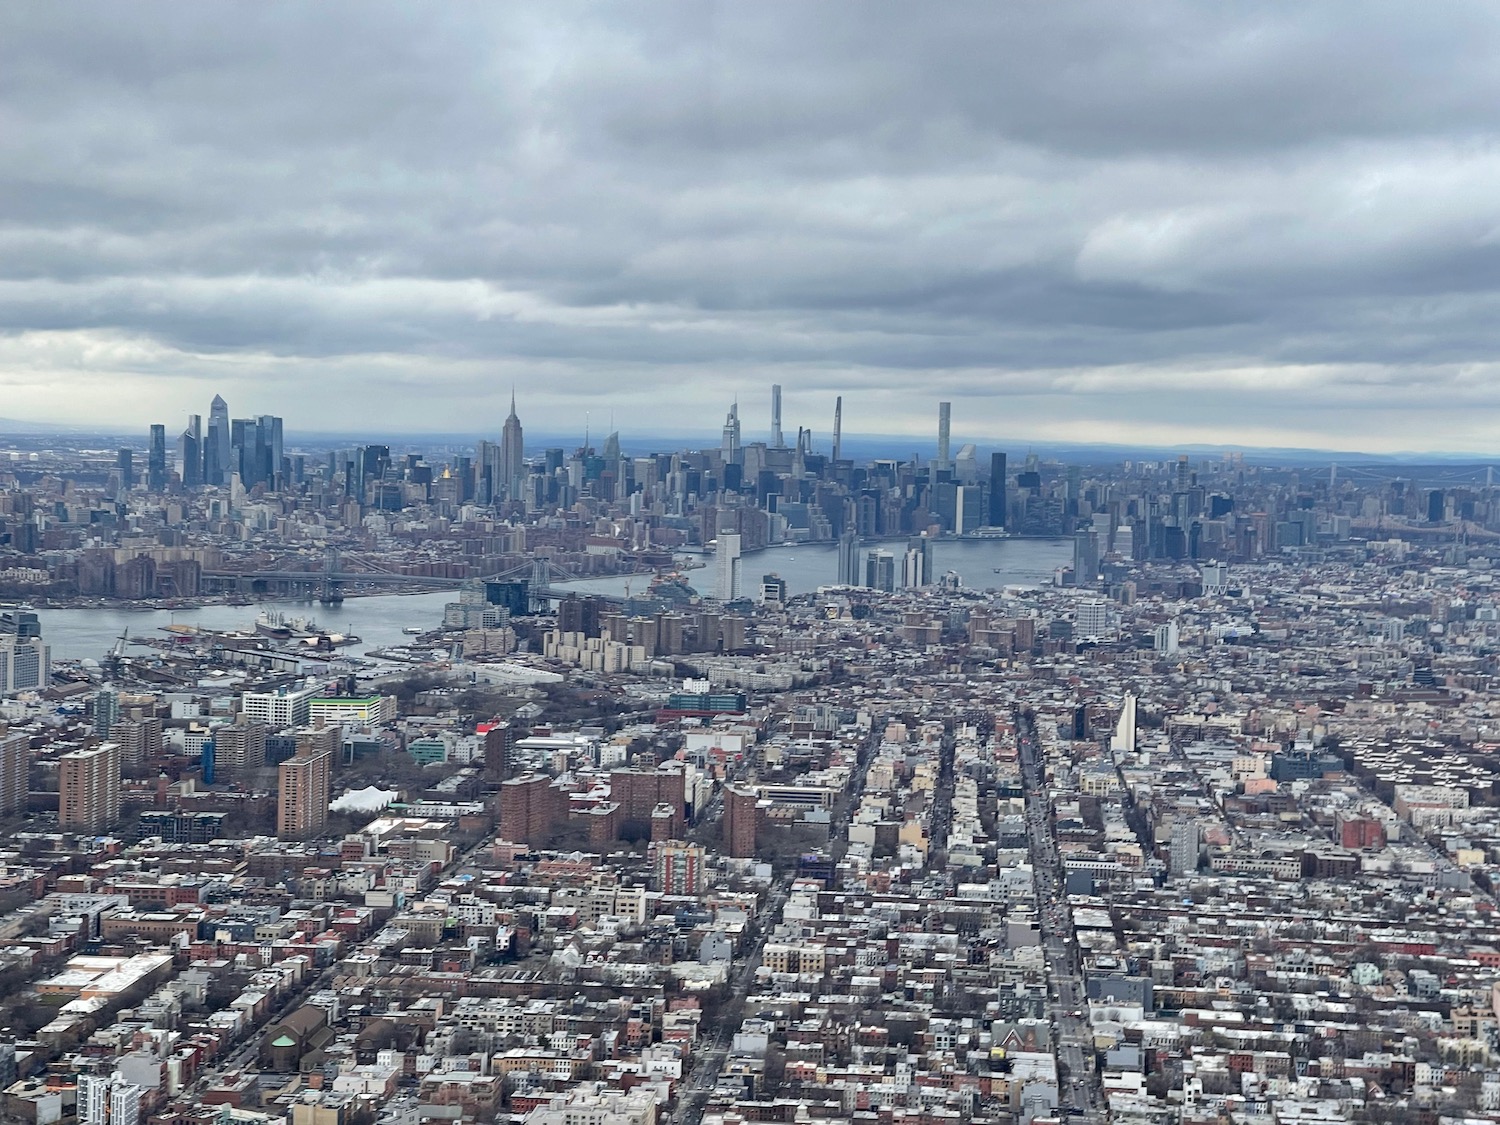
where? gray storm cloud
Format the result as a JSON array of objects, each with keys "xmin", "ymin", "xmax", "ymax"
[{"xmin": 3, "ymin": 2, "xmax": 1500, "ymax": 451}]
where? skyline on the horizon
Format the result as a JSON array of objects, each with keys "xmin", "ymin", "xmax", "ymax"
[
  {"xmin": 13, "ymin": 392, "xmax": 1500, "ymax": 466},
  {"xmin": 8, "ymin": 6, "xmax": 1500, "ymax": 451}
]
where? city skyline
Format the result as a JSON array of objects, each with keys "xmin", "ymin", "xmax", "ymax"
[
  {"xmin": 6, "ymin": 7, "xmax": 1500, "ymax": 450},
  {"xmin": 62, "ymin": 383, "xmax": 1500, "ymax": 464}
]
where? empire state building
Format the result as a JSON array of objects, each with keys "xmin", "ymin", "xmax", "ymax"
[{"xmin": 500, "ymin": 392, "xmax": 525, "ymax": 502}]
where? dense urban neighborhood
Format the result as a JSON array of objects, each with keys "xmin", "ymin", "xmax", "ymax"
[{"xmin": 0, "ymin": 401, "xmax": 1497, "ymax": 1125}]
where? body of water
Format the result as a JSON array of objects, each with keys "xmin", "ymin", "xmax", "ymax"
[
  {"xmin": 557, "ymin": 536, "xmax": 1072, "ymax": 600},
  {"xmin": 37, "ymin": 591, "xmax": 457, "ymax": 664},
  {"xmin": 36, "ymin": 538, "xmax": 1071, "ymax": 663}
]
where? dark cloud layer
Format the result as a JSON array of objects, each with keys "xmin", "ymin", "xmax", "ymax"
[{"xmin": 4, "ymin": 3, "xmax": 1500, "ymax": 451}]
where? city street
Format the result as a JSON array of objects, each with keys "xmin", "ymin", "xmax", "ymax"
[{"xmin": 1018, "ymin": 716, "xmax": 1106, "ymax": 1123}]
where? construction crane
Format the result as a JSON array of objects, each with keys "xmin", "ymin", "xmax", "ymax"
[{"xmin": 103, "ymin": 627, "xmax": 129, "ymax": 678}]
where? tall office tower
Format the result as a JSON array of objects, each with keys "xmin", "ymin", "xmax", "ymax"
[
  {"xmin": 721, "ymin": 401, "xmax": 742, "ymax": 466},
  {"xmin": 770, "ymin": 384, "xmax": 784, "ymax": 447},
  {"xmin": 0, "ymin": 606, "xmax": 49, "ymax": 697},
  {"xmin": 954, "ymin": 443, "xmax": 978, "ymax": 483},
  {"xmin": 832, "ymin": 396, "xmax": 843, "ymax": 462},
  {"xmin": 836, "ymin": 528, "xmax": 860, "ymax": 585},
  {"xmin": 988, "ymin": 452, "xmax": 1007, "ymax": 528},
  {"xmin": 230, "ymin": 418, "xmax": 251, "ymax": 484},
  {"xmin": 1428, "ymin": 489, "xmax": 1445, "ymax": 523},
  {"xmin": 258, "ymin": 414, "xmax": 284, "ymax": 489},
  {"xmin": 500, "ymin": 393, "xmax": 525, "ymax": 502},
  {"xmin": 937, "ymin": 402, "xmax": 951, "ymax": 472},
  {"xmin": 116, "ymin": 448, "xmax": 135, "ymax": 490},
  {"xmin": 147, "ymin": 425, "xmax": 167, "ymax": 491},
  {"xmin": 113, "ymin": 716, "xmax": 163, "ymax": 769},
  {"xmin": 347, "ymin": 443, "xmax": 389, "ymax": 503},
  {"xmin": 1073, "ymin": 529, "xmax": 1100, "ymax": 584},
  {"xmin": 206, "ymin": 394, "xmax": 230, "ymax": 485},
  {"xmin": 865, "ymin": 549, "xmax": 896, "ymax": 592},
  {"xmin": 179, "ymin": 415, "xmax": 201, "ymax": 488},
  {"xmin": 716, "ymin": 532, "xmax": 743, "ymax": 601},
  {"xmin": 0, "ymin": 731, "xmax": 27, "ymax": 814},
  {"xmin": 59, "ymin": 742, "xmax": 121, "ymax": 832},
  {"xmin": 903, "ymin": 535, "xmax": 933, "ymax": 588},
  {"xmin": 723, "ymin": 784, "xmax": 758, "ymax": 858},
  {"xmin": 472, "ymin": 440, "xmax": 493, "ymax": 503},
  {"xmin": 229, "ymin": 415, "xmax": 282, "ymax": 489},
  {"xmin": 1176, "ymin": 454, "xmax": 1190, "ymax": 491},
  {"xmin": 278, "ymin": 738, "xmax": 334, "ymax": 840},
  {"xmin": 212, "ymin": 721, "xmax": 267, "ymax": 778},
  {"xmin": 93, "ymin": 686, "xmax": 119, "ymax": 739}
]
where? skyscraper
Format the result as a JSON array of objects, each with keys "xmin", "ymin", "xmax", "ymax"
[
  {"xmin": 0, "ymin": 607, "xmax": 49, "ymax": 697},
  {"xmin": 1073, "ymin": 529, "xmax": 1099, "ymax": 585},
  {"xmin": 903, "ymin": 535, "xmax": 933, "ymax": 588},
  {"xmin": 865, "ymin": 549, "xmax": 896, "ymax": 592},
  {"xmin": 227, "ymin": 415, "xmax": 284, "ymax": 489},
  {"xmin": 832, "ymin": 396, "xmax": 843, "ymax": 462},
  {"xmin": 94, "ymin": 686, "xmax": 118, "ymax": 739},
  {"xmin": 836, "ymin": 528, "xmax": 860, "ymax": 586},
  {"xmin": 147, "ymin": 425, "xmax": 167, "ymax": 491},
  {"xmin": 937, "ymin": 401, "xmax": 951, "ymax": 472},
  {"xmin": 987, "ymin": 452, "xmax": 1007, "ymax": 529},
  {"xmin": 258, "ymin": 413, "xmax": 284, "ymax": 490},
  {"xmin": 59, "ymin": 742, "xmax": 121, "ymax": 832},
  {"xmin": 179, "ymin": 414, "xmax": 201, "ymax": 488},
  {"xmin": 277, "ymin": 730, "xmax": 334, "ymax": 840},
  {"xmin": 716, "ymin": 532, "xmax": 742, "ymax": 602},
  {"xmin": 770, "ymin": 384, "xmax": 784, "ymax": 447},
  {"xmin": 721, "ymin": 401, "xmax": 741, "ymax": 466},
  {"xmin": 206, "ymin": 394, "xmax": 230, "ymax": 485},
  {"xmin": 500, "ymin": 393, "xmax": 525, "ymax": 502},
  {"xmin": 116, "ymin": 448, "xmax": 135, "ymax": 490}
]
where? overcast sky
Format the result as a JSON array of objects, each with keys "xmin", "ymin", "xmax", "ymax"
[{"xmin": 5, "ymin": 4, "xmax": 1500, "ymax": 452}]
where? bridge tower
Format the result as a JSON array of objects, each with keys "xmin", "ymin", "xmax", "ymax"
[
  {"xmin": 530, "ymin": 557, "xmax": 548, "ymax": 613},
  {"xmin": 319, "ymin": 547, "xmax": 344, "ymax": 606}
]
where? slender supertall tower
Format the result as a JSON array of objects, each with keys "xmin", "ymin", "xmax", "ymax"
[
  {"xmin": 937, "ymin": 402, "xmax": 951, "ymax": 472},
  {"xmin": 206, "ymin": 394, "xmax": 230, "ymax": 485},
  {"xmin": 771, "ymin": 384, "xmax": 784, "ymax": 447},
  {"xmin": 832, "ymin": 397, "xmax": 843, "ymax": 463}
]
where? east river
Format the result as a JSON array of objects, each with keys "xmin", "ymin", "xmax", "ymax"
[{"xmin": 36, "ymin": 537, "xmax": 1071, "ymax": 663}]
